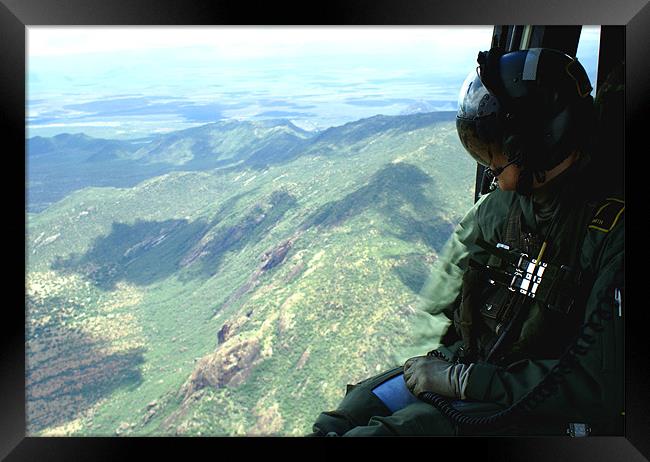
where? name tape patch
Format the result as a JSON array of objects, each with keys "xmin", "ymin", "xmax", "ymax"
[{"xmin": 588, "ymin": 198, "xmax": 625, "ymax": 233}]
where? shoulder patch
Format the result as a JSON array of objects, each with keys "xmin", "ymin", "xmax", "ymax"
[{"xmin": 588, "ymin": 197, "xmax": 625, "ymax": 233}]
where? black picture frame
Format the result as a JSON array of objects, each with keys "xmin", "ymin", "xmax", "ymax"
[{"xmin": 4, "ymin": 0, "xmax": 648, "ymax": 460}]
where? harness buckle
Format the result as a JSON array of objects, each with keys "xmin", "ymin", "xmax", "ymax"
[
  {"xmin": 507, "ymin": 253, "xmax": 546, "ymax": 298},
  {"xmin": 567, "ymin": 422, "xmax": 591, "ymax": 437}
]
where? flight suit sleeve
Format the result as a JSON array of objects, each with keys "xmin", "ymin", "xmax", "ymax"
[
  {"xmin": 463, "ymin": 220, "xmax": 624, "ymax": 426},
  {"xmin": 396, "ymin": 194, "xmax": 491, "ymax": 362},
  {"xmin": 418, "ymin": 193, "xmax": 490, "ymax": 319}
]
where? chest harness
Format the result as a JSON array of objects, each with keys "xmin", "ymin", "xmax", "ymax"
[
  {"xmin": 453, "ymin": 193, "xmax": 594, "ymax": 367},
  {"xmin": 419, "ymin": 193, "xmax": 624, "ymax": 433}
]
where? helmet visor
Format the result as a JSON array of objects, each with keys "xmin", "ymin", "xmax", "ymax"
[
  {"xmin": 456, "ymin": 70, "xmax": 504, "ymax": 166},
  {"xmin": 456, "ymin": 117, "xmax": 503, "ymax": 166}
]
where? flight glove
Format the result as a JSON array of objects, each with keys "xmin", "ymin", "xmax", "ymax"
[{"xmin": 403, "ymin": 355, "xmax": 474, "ymax": 399}]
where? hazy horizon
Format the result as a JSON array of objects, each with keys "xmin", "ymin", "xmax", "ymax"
[{"xmin": 27, "ymin": 26, "xmax": 600, "ymax": 140}]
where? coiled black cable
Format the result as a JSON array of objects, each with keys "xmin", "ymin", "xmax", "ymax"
[{"xmin": 419, "ymin": 293, "xmax": 615, "ymax": 431}]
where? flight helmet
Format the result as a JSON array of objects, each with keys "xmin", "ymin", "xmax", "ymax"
[{"xmin": 456, "ymin": 47, "xmax": 595, "ymax": 193}]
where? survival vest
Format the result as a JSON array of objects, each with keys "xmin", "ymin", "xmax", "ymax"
[{"xmin": 452, "ymin": 190, "xmax": 624, "ymax": 367}]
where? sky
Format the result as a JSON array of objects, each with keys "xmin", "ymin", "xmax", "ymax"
[{"xmin": 26, "ymin": 26, "xmax": 601, "ymax": 139}]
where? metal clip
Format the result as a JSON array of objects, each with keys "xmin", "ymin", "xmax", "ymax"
[
  {"xmin": 507, "ymin": 252, "xmax": 547, "ymax": 298},
  {"xmin": 567, "ymin": 423, "xmax": 591, "ymax": 437}
]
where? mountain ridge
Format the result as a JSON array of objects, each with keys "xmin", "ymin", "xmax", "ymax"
[
  {"xmin": 26, "ymin": 109, "xmax": 474, "ymax": 436},
  {"xmin": 27, "ymin": 112, "xmax": 457, "ymax": 213}
]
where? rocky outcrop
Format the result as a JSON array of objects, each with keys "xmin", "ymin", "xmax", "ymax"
[
  {"xmin": 217, "ymin": 234, "xmax": 300, "ymax": 314},
  {"xmin": 295, "ymin": 348, "xmax": 310, "ymax": 370},
  {"xmin": 180, "ymin": 336, "xmax": 262, "ymax": 400},
  {"xmin": 180, "ymin": 190, "xmax": 297, "ymax": 272},
  {"xmin": 215, "ymin": 315, "xmax": 249, "ymax": 346},
  {"xmin": 141, "ymin": 400, "xmax": 159, "ymax": 425},
  {"xmin": 216, "ymin": 323, "xmax": 231, "ymax": 345},
  {"xmin": 260, "ymin": 239, "xmax": 292, "ymax": 271}
]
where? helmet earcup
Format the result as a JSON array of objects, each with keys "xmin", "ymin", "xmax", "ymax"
[{"xmin": 499, "ymin": 49, "xmax": 594, "ymax": 172}]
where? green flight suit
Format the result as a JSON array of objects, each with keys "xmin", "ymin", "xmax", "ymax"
[{"xmin": 311, "ymin": 157, "xmax": 624, "ymax": 436}]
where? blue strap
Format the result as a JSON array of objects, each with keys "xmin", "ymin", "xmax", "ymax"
[{"xmin": 371, "ymin": 373, "xmax": 420, "ymax": 413}]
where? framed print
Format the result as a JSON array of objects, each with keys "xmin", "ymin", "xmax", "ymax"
[{"xmin": 2, "ymin": 0, "xmax": 647, "ymax": 459}]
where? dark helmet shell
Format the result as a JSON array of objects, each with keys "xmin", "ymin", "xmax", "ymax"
[{"xmin": 456, "ymin": 47, "xmax": 595, "ymax": 173}]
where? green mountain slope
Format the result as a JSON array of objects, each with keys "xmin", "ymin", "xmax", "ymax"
[
  {"xmin": 26, "ymin": 111, "xmax": 476, "ymax": 436},
  {"xmin": 27, "ymin": 119, "xmax": 312, "ymax": 213}
]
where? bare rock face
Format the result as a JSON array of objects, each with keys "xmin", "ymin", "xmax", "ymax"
[
  {"xmin": 260, "ymin": 239, "xmax": 292, "ymax": 271},
  {"xmin": 142, "ymin": 400, "xmax": 159, "ymax": 425},
  {"xmin": 215, "ymin": 315, "xmax": 250, "ymax": 347},
  {"xmin": 218, "ymin": 237, "xmax": 297, "ymax": 314},
  {"xmin": 181, "ymin": 336, "xmax": 262, "ymax": 400},
  {"xmin": 216, "ymin": 323, "xmax": 231, "ymax": 345},
  {"xmin": 179, "ymin": 232, "xmax": 213, "ymax": 268},
  {"xmin": 295, "ymin": 347, "xmax": 310, "ymax": 370}
]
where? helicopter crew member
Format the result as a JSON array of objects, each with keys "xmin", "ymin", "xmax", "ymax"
[{"xmin": 310, "ymin": 47, "xmax": 624, "ymax": 436}]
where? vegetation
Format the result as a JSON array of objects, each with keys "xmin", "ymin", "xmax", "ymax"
[{"xmin": 26, "ymin": 111, "xmax": 476, "ymax": 436}]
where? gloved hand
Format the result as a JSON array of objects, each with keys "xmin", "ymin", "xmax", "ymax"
[{"xmin": 403, "ymin": 355, "xmax": 474, "ymax": 399}]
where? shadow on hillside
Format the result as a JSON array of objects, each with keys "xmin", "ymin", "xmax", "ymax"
[
  {"xmin": 302, "ymin": 162, "xmax": 452, "ymax": 252},
  {"xmin": 51, "ymin": 218, "xmax": 210, "ymax": 290},
  {"xmin": 384, "ymin": 214, "xmax": 456, "ymax": 253},
  {"xmin": 391, "ymin": 254, "xmax": 433, "ymax": 295},
  {"xmin": 51, "ymin": 190, "xmax": 297, "ymax": 290},
  {"xmin": 26, "ymin": 321, "xmax": 146, "ymax": 434},
  {"xmin": 28, "ymin": 158, "xmax": 172, "ymax": 214},
  {"xmin": 242, "ymin": 134, "xmax": 310, "ymax": 171}
]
